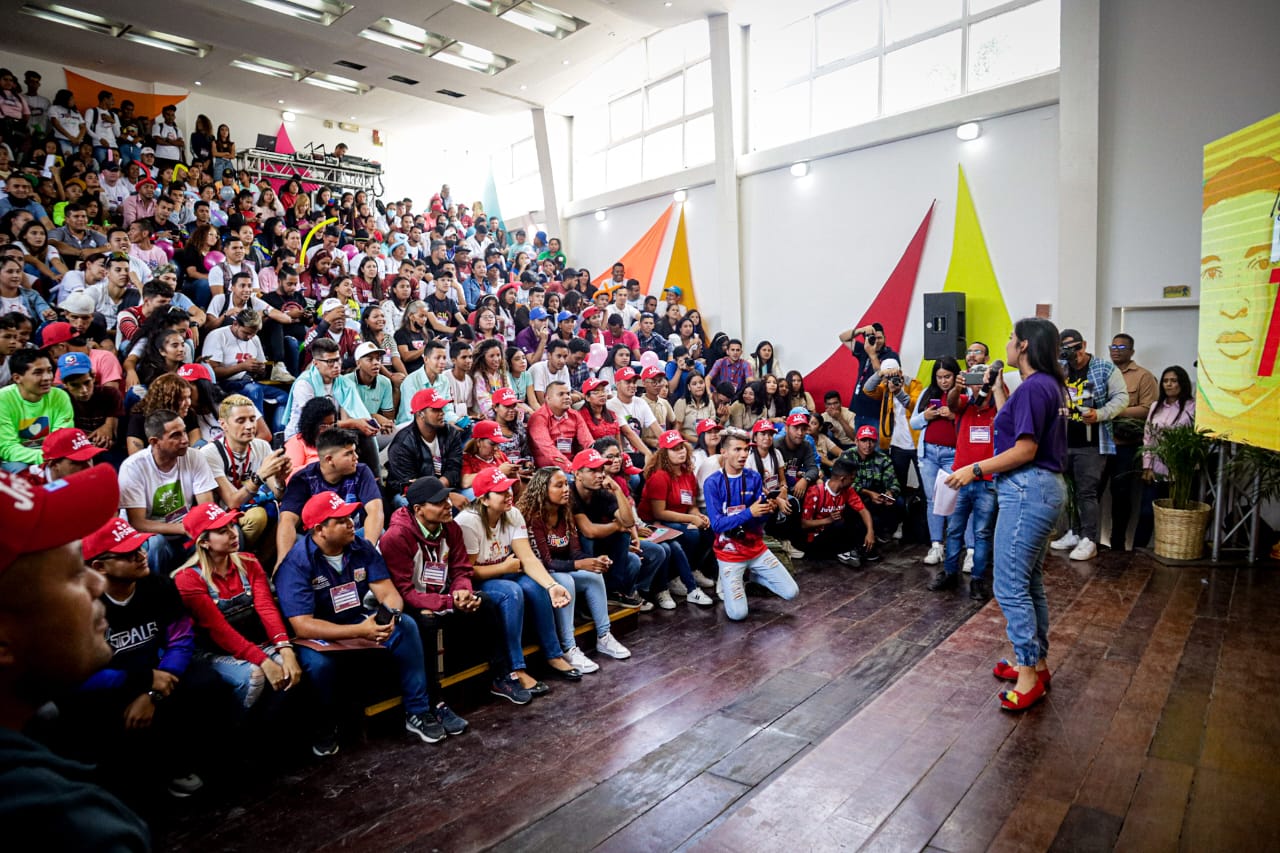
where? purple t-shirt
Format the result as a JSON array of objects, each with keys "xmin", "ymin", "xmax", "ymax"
[{"xmin": 993, "ymin": 371, "xmax": 1067, "ymax": 472}]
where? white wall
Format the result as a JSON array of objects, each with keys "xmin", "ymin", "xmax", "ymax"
[
  {"xmin": 740, "ymin": 105, "xmax": 1060, "ymax": 376},
  {"xmin": 1097, "ymin": 0, "xmax": 1278, "ymax": 368}
]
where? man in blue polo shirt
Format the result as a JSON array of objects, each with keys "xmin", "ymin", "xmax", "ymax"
[{"xmin": 275, "ymin": 491, "xmax": 446, "ymax": 756}]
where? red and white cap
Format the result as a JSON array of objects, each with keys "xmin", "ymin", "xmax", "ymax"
[
  {"xmin": 182, "ymin": 502, "xmax": 242, "ymax": 546},
  {"xmin": 571, "ymin": 448, "xmax": 607, "ymax": 471},
  {"xmin": 301, "ymin": 492, "xmax": 362, "ymax": 529},
  {"xmin": 472, "ymin": 467, "xmax": 518, "ymax": 496},
  {"xmin": 658, "ymin": 429, "xmax": 685, "ymax": 449},
  {"xmin": 856, "ymin": 425, "xmax": 879, "ymax": 441},
  {"xmin": 471, "ymin": 420, "xmax": 504, "ymax": 443},
  {"xmin": 614, "ymin": 367, "xmax": 638, "ymax": 382},
  {"xmin": 640, "ymin": 365, "xmax": 665, "ymax": 381},
  {"xmin": 42, "ymin": 428, "xmax": 105, "ymax": 463},
  {"xmin": 581, "ymin": 377, "xmax": 608, "ymax": 394},
  {"xmin": 411, "ymin": 387, "xmax": 452, "ymax": 413},
  {"xmin": 751, "ymin": 419, "xmax": 777, "ymax": 434},
  {"xmin": 695, "ymin": 418, "xmax": 722, "ymax": 435},
  {"xmin": 491, "ymin": 387, "xmax": 519, "ymax": 407},
  {"xmin": 82, "ymin": 516, "xmax": 152, "ymax": 563},
  {"xmin": 177, "ymin": 362, "xmax": 215, "ymax": 384},
  {"xmin": 785, "ymin": 412, "xmax": 811, "ymax": 427},
  {"xmin": 581, "ymin": 306, "xmax": 602, "ymax": 320},
  {"xmin": 0, "ymin": 466, "xmax": 121, "ymax": 572}
]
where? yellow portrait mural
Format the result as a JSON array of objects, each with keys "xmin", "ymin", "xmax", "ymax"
[{"xmin": 1198, "ymin": 113, "xmax": 1280, "ymax": 451}]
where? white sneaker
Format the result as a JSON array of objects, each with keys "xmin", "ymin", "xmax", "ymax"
[
  {"xmin": 1050, "ymin": 530, "xmax": 1079, "ymax": 551},
  {"xmin": 781, "ymin": 541, "xmax": 806, "ymax": 559},
  {"xmin": 691, "ymin": 569, "xmax": 716, "ymax": 589},
  {"xmin": 269, "ymin": 363, "xmax": 295, "ymax": 382},
  {"xmin": 655, "ymin": 590, "xmax": 677, "ymax": 610},
  {"xmin": 564, "ymin": 646, "xmax": 599, "ymax": 674},
  {"xmin": 687, "ymin": 588, "xmax": 714, "ymax": 607},
  {"xmin": 923, "ymin": 542, "xmax": 944, "ymax": 565},
  {"xmin": 962, "ymin": 549, "xmax": 974, "ymax": 574},
  {"xmin": 596, "ymin": 632, "xmax": 631, "ymax": 660},
  {"xmin": 892, "ymin": 525, "xmax": 903, "ymax": 541},
  {"xmin": 1069, "ymin": 537, "xmax": 1098, "ymax": 561},
  {"xmin": 167, "ymin": 773, "xmax": 204, "ymax": 798},
  {"xmin": 668, "ymin": 578, "xmax": 688, "ymax": 597}
]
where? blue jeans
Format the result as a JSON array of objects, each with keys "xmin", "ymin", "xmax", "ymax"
[
  {"xmin": 92, "ymin": 146, "xmax": 117, "ymax": 165},
  {"xmin": 202, "ymin": 651, "xmax": 283, "ymax": 711},
  {"xmin": 144, "ymin": 532, "xmax": 193, "ymax": 575},
  {"xmin": 472, "ymin": 578, "xmax": 529, "ymax": 672},
  {"xmin": 919, "ymin": 442, "xmax": 956, "ymax": 542},
  {"xmin": 993, "ymin": 466, "xmax": 1066, "ymax": 667},
  {"xmin": 718, "ymin": 548, "xmax": 799, "ymax": 621},
  {"xmin": 295, "ymin": 615, "xmax": 430, "ymax": 731},
  {"xmin": 120, "ymin": 143, "xmax": 142, "ymax": 167},
  {"xmin": 478, "ymin": 573, "xmax": 565, "ymax": 660},
  {"xmin": 943, "ymin": 478, "xmax": 996, "ymax": 580},
  {"xmin": 0, "ymin": 461, "xmax": 27, "ymax": 473},
  {"xmin": 183, "ymin": 276, "xmax": 212, "ymax": 310},
  {"xmin": 213, "ymin": 157, "xmax": 235, "ymax": 179},
  {"xmin": 550, "ymin": 570, "xmax": 610, "ymax": 650},
  {"xmin": 223, "ymin": 377, "xmax": 290, "ymax": 432},
  {"xmin": 582, "ymin": 531, "xmax": 662, "ymax": 596},
  {"xmin": 663, "ymin": 521, "xmax": 708, "ymax": 580}
]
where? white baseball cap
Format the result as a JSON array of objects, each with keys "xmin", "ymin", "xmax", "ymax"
[
  {"xmin": 320, "ymin": 297, "xmax": 344, "ymax": 315},
  {"xmin": 354, "ymin": 341, "xmax": 383, "ymax": 361}
]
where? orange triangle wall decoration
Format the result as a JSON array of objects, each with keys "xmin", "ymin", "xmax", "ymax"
[{"xmin": 591, "ymin": 203, "xmax": 676, "ymax": 295}]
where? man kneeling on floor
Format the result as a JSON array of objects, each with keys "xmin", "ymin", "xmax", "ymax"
[
  {"xmin": 704, "ymin": 428, "xmax": 799, "ymax": 621},
  {"xmin": 275, "ymin": 491, "xmax": 449, "ymax": 755}
]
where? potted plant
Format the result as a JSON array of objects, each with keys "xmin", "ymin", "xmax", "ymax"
[
  {"xmin": 1144, "ymin": 425, "xmax": 1216, "ymax": 559},
  {"xmin": 1226, "ymin": 443, "xmax": 1280, "ymax": 560}
]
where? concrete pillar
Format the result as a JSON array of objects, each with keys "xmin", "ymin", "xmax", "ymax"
[{"xmin": 1058, "ymin": 0, "xmax": 1101, "ymax": 341}]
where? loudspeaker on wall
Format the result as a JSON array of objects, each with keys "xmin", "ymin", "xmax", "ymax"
[{"xmin": 923, "ymin": 292, "xmax": 966, "ymax": 359}]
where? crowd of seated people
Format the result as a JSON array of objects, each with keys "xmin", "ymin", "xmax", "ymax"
[{"xmin": 0, "ymin": 79, "xmax": 1187, "ymax": 813}]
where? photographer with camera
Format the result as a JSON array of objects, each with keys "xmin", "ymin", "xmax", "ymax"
[
  {"xmin": 1048, "ymin": 329, "xmax": 1129, "ymax": 561},
  {"xmin": 839, "ymin": 323, "xmax": 900, "ymax": 429},
  {"xmin": 860, "ymin": 357, "xmax": 923, "ymax": 499}
]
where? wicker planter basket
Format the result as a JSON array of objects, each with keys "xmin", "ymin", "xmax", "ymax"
[{"xmin": 1152, "ymin": 499, "xmax": 1212, "ymax": 560}]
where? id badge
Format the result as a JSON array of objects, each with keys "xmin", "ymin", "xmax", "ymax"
[
  {"xmin": 969, "ymin": 425, "xmax": 992, "ymax": 444},
  {"xmin": 679, "ymin": 489, "xmax": 694, "ymax": 506},
  {"xmin": 417, "ymin": 561, "xmax": 447, "ymax": 588},
  {"xmin": 556, "ymin": 437, "xmax": 573, "ymax": 454},
  {"xmin": 329, "ymin": 581, "xmax": 361, "ymax": 613}
]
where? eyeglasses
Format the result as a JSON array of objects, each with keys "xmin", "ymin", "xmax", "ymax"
[
  {"xmin": 313, "ymin": 357, "xmax": 341, "ymax": 365},
  {"xmin": 1108, "ymin": 345, "xmax": 1131, "ymax": 351},
  {"xmin": 966, "ymin": 348, "xmax": 986, "ymax": 355}
]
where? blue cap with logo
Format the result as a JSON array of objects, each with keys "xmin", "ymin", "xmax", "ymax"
[
  {"xmin": 529, "ymin": 306, "xmax": 549, "ymax": 321},
  {"xmin": 58, "ymin": 352, "xmax": 92, "ymax": 378}
]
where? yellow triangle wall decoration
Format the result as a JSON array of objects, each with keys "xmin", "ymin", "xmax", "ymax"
[{"xmin": 662, "ymin": 205, "xmax": 698, "ymax": 311}]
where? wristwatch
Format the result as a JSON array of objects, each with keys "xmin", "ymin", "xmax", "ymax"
[
  {"xmin": 972, "ymin": 463, "xmax": 983, "ymax": 478},
  {"xmin": 147, "ymin": 689, "xmax": 164, "ymax": 703}
]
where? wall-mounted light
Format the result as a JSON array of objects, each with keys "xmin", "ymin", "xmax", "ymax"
[
  {"xmin": 673, "ymin": 189, "xmax": 687, "ymax": 203},
  {"xmin": 956, "ymin": 121, "xmax": 981, "ymax": 141},
  {"xmin": 790, "ymin": 161, "xmax": 809, "ymax": 178},
  {"xmin": 594, "ymin": 209, "xmax": 607, "ymax": 222},
  {"xmin": 282, "ymin": 110, "xmax": 297, "ymax": 122}
]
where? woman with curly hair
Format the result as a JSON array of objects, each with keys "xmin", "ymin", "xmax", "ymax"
[
  {"xmin": 639, "ymin": 430, "xmax": 715, "ymax": 606},
  {"xmin": 516, "ymin": 466, "xmax": 630, "ymax": 667},
  {"xmin": 125, "ymin": 372, "xmax": 197, "ymax": 454},
  {"xmin": 471, "ymin": 339, "xmax": 511, "ymax": 420},
  {"xmin": 283, "ymin": 396, "xmax": 337, "ymax": 479}
]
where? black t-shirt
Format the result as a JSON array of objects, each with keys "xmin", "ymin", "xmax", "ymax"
[
  {"xmin": 103, "ymin": 575, "xmax": 187, "ymax": 682},
  {"xmin": 571, "ymin": 484, "xmax": 619, "ymax": 526},
  {"xmin": 425, "ymin": 294, "xmax": 459, "ymax": 335},
  {"xmin": 394, "ymin": 327, "xmax": 427, "ymax": 357},
  {"xmin": 1066, "ymin": 360, "xmax": 1092, "ymax": 449},
  {"xmin": 260, "ymin": 290, "xmax": 313, "ymax": 335},
  {"xmin": 426, "ymin": 257, "xmax": 447, "ymax": 279},
  {"xmin": 71, "ymin": 385, "xmax": 122, "ymax": 436}
]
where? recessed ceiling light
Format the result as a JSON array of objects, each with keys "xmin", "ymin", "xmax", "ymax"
[
  {"xmin": 519, "ymin": 84, "xmax": 527, "ymax": 90},
  {"xmin": 236, "ymin": 0, "xmax": 352, "ymax": 26},
  {"xmin": 433, "ymin": 41, "xmax": 515, "ymax": 75},
  {"xmin": 673, "ymin": 189, "xmax": 687, "ymax": 202},
  {"xmin": 277, "ymin": 99, "xmax": 285, "ymax": 104},
  {"xmin": 665, "ymin": 1, "xmax": 672, "ymax": 6},
  {"xmin": 453, "ymin": 1, "xmax": 588, "ymax": 40},
  {"xmin": 956, "ymin": 121, "xmax": 981, "ymax": 141},
  {"xmin": 594, "ymin": 209, "xmax": 607, "ymax": 221},
  {"xmin": 359, "ymin": 17, "xmax": 448, "ymax": 55},
  {"xmin": 193, "ymin": 80, "xmax": 202, "ymax": 86},
  {"xmin": 304, "ymin": 72, "xmax": 371, "ymax": 94},
  {"xmin": 282, "ymin": 110, "xmax": 297, "ymax": 122},
  {"xmin": 561, "ymin": 59, "xmax": 570, "ymax": 65},
  {"xmin": 350, "ymin": 115, "xmax": 357, "ymax": 120},
  {"xmin": 790, "ymin": 161, "xmax": 809, "ymax": 178}
]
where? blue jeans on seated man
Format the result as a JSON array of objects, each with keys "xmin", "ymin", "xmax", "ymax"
[
  {"xmin": 582, "ymin": 531, "xmax": 660, "ymax": 596},
  {"xmin": 294, "ymin": 614, "xmax": 431, "ymax": 734},
  {"xmin": 145, "ymin": 532, "xmax": 195, "ymax": 575},
  {"xmin": 718, "ymin": 549, "xmax": 799, "ymax": 622},
  {"xmin": 0, "ymin": 460, "xmax": 28, "ymax": 474},
  {"xmin": 477, "ymin": 573, "xmax": 567, "ymax": 662},
  {"xmin": 942, "ymin": 478, "xmax": 996, "ymax": 580},
  {"xmin": 993, "ymin": 465, "xmax": 1066, "ymax": 667},
  {"xmin": 550, "ymin": 570, "xmax": 610, "ymax": 650},
  {"xmin": 224, "ymin": 376, "xmax": 289, "ymax": 432}
]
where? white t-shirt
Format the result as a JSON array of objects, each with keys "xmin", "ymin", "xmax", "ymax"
[
  {"xmin": 529, "ymin": 360, "xmax": 569, "ymax": 394},
  {"xmin": 208, "ymin": 262, "xmax": 259, "ymax": 294},
  {"xmin": 48, "ymin": 106, "xmax": 83, "ymax": 144},
  {"xmin": 101, "ymin": 177, "xmax": 133, "ymax": 212},
  {"xmin": 445, "ymin": 371, "xmax": 474, "ymax": 415},
  {"xmin": 203, "ymin": 326, "xmax": 265, "ymax": 382},
  {"xmin": 207, "ymin": 293, "xmax": 269, "ymax": 318},
  {"xmin": 118, "ymin": 449, "xmax": 217, "ymax": 523},
  {"xmin": 693, "ymin": 451, "xmax": 722, "ymax": 510},
  {"xmin": 0, "ymin": 294, "xmax": 28, "ymax": 317},
  {"xmin": 201, "ymin": 437, "xmax": 273, "ymax": 489},
  {"xmin": 745, "ymin": 448, "xmax": 782, "ymax": 492},
  {"xmin": 151, "ymin": 118, "xmax": 183, "ymax": 160},
  {"xmin": 456, "ymin": 506, "xmax": 528, "ymax": 567},
  {"xmin": 608, "ymin": 304, "xmax": 640, "ymax": 329},
  {"xmin": 81, "ymin": 282, "xmax": 131, "ymax": 329},
  {"xmin": 607, "ymin": 395, "xmax": 656, "ymax": 435},
  {"xmin": 84, "ymin": 107, "xmax": 118, "ymax": 149}
]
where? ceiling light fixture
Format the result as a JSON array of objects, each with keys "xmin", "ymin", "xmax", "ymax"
[
  {"xmin": 790, "ymin": 161, "xmax": 809, "ymax": 178},
  {"xmin": 673, "ymin": 189, "xmax": 687, "ymax": 202},
  {"xmin": 277, "ymin": 99, "xmax": 285, "ymax": 104},
  {"xmin": 194, "ymin": 81, "xmax": 202, "ymax": 86},
  {"xmin": 433, "ymin": 41, "xmax": 515, "ymax": 75},
  {"xmin": 120, "ymin": 27, "xmax": 212, "ymax": 57},
  {"xmin": 18, "ymin": 3, "xmax": 124, "ymax": 37},
  {"xmin": 594, "ymin": 209, "xmax": 607, "ymax": 222},
  {"xmin": 236, "ymin": 0, "xmax": 352, "ymax": 26},
  {"xmin": 561, "ymin": 59, "xmax": 570, "ymax": 65},
  {"xmin": 303, "ymin": 72, "xmax": 371, "ymax": 94},
  {"xmin": 956, "ymin": 121, "xmax": 981, "ymax": 141},
  {"xmin": 452, "ymin": 0, "xmax": 587, "ymax": 40},
  {"xmin": 282, "ymin": 110, "xmax": 297, "ymax": 122},
  {"xmin": 231, "ymin": 56, "xmax": 309, "ymax": 81},
  {"xmin": 358, "ymin": 17, "xmax": 448, "ymax": 55}
]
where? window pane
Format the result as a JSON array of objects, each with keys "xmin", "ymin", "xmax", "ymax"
[
  {"xmin": 574, "ymin": 151, "xmax": 606, "ymax": 200},
  {"xmin": 647, "ymin": 75, "xmax": 684, "ymax": 129},
  {"xmin": 511, "ymin": 138, "xmax": 537, "ymax": 178},
  {"xmin": 573, "ymin": 104, "xmax": 609, "ymax": 156},
  {"xmin": 491, "ymin": 149, "xmax": 512, "ymax": 184},
  {"xmin": 607, "ymin": 139, "xmax": 642, "ymax": 190},
  {"xmin": 610, "ymin": 91, "xmax": 642, "ymax": 142},
  {"xmin": 685, "ymin": 61, "xmax": 712, "ymax": 114},
  {"xmin": 647, "ymin": 20, "xmax": 708, "ymax": 79},
  {"xmin": 885, "ymin": 0, "xmax": 961, "ymax": 44},
  {"xmin": 684, "ymin": 114, "xmax": 714, "ymax": 167},
  {"xmin": 597, "ymin": 43, "xmax": 645, "ymax": 100},
  {"xmin": 751, "ymin": 79, "xmax": 810, "ymax": 152},
  {"xmin": 967, "ymin": 0, "xmax": 1061, "ymax": 91},
  {"xmin": 882, "ymin": 28, "xmax": 961, "ymax": 113},
  {"xmin": 750, "ymin": 17, "xmax": 812, "ymax": 89},
  {"xmin": 816, "ymin": 0, "xmax": 880, "ymax": 67},
  {"xmin": 643, "ymin": 125, "xmax": 683, "ymax": 181},
  {"xmin": 968, "ymin": 0, "xmax": 1015, "ymax": 14},
  {"xmin": 506, "ymin": 174, "xmax": 542, "ymax": 216},
  {"xmin": 812, "ymin": 59, "xmax": 879, "ymax": 135}
]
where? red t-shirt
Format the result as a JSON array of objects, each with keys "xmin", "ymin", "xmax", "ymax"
[
  {"xmin": 640, "ymin": 469, "xmax": 698, "ymax": 522},
  {"xmin": 462, "ymin": 450, "xmax": 510, "ymax": 476},
  {"xmin": 801, "ymin": 482, "xmax": 866, "ymax": 543},
  {"xmin": 951, "ymin": 395, "xmax": 997, "ymax": 478},
  {"xmin": 173, "ymin": 554, "xmax": 288, "ymax": 666}
]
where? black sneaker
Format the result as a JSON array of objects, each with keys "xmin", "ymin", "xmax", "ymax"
[
  {"xmin": 862, "ymin": 544, "xmax": 882, "ymax": 562},
  {"xmin": 490, "ymin": 675, "xmax": 533, "ymax": 705},
  {"xmin": 928, "ymin": 569, "xmax": 959, "ymax": 591},
  {"xmin": 434, "ymin": 702, "xmax": 468, "ymax": 736},
  {"xmin": 405, "ymin": 712, "xmax": 447, "ymax": 744},
  {"xmin": 608, "ymin": 591, "xmax": 644, "ymax": 608},
  {"xmin": 969, "ymin": 577, "xmax": 992, "ymax": 602},
  {"xmin": 836, "ymin": 550, "xmax": 862, "ymax": 568},
  {"xmin": 528, "ymin": 680, "xmax": 551, "ymax": 697},
  {"xmin": 311, "ymin": 730, "xmax": 340, "ymax": 757}
]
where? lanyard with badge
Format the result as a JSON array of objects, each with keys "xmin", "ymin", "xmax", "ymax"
[{"xmin": 415, "ymin": 522, "xmax": 449, "ymax": 589}]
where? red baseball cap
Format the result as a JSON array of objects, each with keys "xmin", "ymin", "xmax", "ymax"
[
  {"xmin": 696, "ymin": 418, "xmax": 722, "ymax": 435},
  {"xmin": 182, "ymin": 502, "xmax": 242, "ymax": 546},
  {"xmin": 82, "ymin": 516, "xmax": 152, "ymax": 562},
  {"xmin": 471, "ymin": 420, "xmax": 504, "ymax": 443},
  {"xmin": 42, "ymin": 428, "xmax": 105, "ymax": 463},
  {"xmin": 581, "ymin": 377, "xmax": 608, "ymax": 394},
  {"xmin": 177, "ymin": 362, "xmax": 215, "ymax": 384},
  {"xmin": 614, "ymin": 367, "xmax": 638, "ymax": 383},
  {"xmin": 491, "ymin": 387, "xmax": 519, "ymax": 407},
  {"xmin": 658, "ymin": 429, "xmax": 685, "ymax": 449},
  {"xmin": 751, "ymin": 419, "xmax": 777, "ymax": 434},
  {"xmin": 472, "ymin": 467, "xmax": 517, "ymax": 496},
  {"xmin": 571, "ymin": 448, "xmax": 607, "ymax": 471},
  {"xmin": 0, "ymin": 465, "xmax": 122, "ymax": 572},
  {"xmin": 856, "ymin": 425, "xmax": 879, "ymax": 441},
  {"xmin": 785, "ymin": 412, "xmax": 811, "ymax": 427},
  {"xmin": 640, "ymin": 365, "xmax": 665, "ymax": 381},
  {"xmin": 581, "ymin": 306, "xmax": 601, "ymax": 320},
  {"xmin": 39, "ymin": 321, "xmax": 76, "ymax": 349},
  {"xmin": 411, "ymin": 387, "xmax": 451, "ymax": 413},
  {"xmin": 498, "ymin": 282, "xmax": 520, "ymax": 297},
  {"xmin": 301, "ymin": 492, "xmax": 362, "ymax": 529}
]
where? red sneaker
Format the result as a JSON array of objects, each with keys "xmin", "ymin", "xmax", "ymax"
[{"xmin": 998, "ymin": 677, "xmax": 1047, "ymax": 711}]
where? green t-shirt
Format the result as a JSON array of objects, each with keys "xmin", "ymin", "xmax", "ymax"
[{"xmin": 0, "ymin": 384, "xmax": 75, "ymax": 465}]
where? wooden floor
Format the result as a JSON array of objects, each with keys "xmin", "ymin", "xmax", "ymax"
[{"xmin": 157, "ymin": 544, "xmax": 1280, "ymax": 852}]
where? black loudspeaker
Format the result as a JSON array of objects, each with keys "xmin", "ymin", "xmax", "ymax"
[{"xmin": 922, "ymin": 292, "xmax": 966, "ymax": 359}]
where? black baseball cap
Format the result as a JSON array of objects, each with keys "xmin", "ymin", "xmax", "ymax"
[{"xmin": 406, "ymin": 477, "xmax": 451, "ymax": 506}]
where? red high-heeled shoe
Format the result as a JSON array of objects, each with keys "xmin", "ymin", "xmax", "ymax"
[
  {"xmin": 998, "ymin": 677, "xmax": 1047, "ymax": 711},
  {"xmin": 992, "ymin": 659, "xmax": 1052, "ymax": 689}
]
